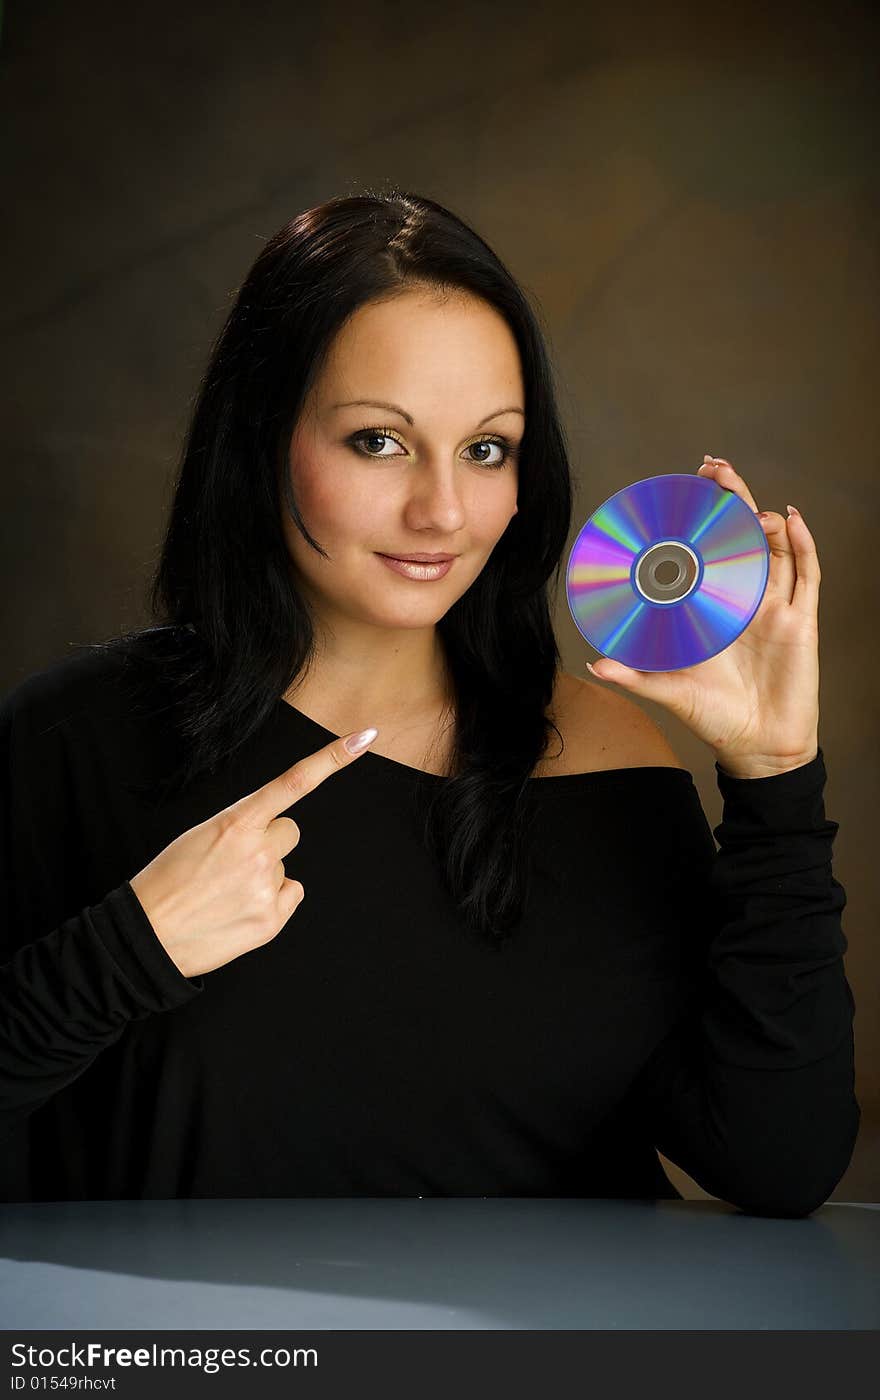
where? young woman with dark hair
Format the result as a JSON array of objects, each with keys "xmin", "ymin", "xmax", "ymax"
[{"xmin": 0, "ymin": 191, "xmax": 858, "ymax": 1214}]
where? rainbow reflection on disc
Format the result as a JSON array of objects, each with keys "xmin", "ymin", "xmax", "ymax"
[{"xmin": 565, "ymin": 473, "xmax": 770, "ymax": 673}]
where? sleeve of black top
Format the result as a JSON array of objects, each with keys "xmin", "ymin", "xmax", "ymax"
[
  {"xmin": 625, "ymin": 746, "xmax": 860, "ymax": 1218},
  {"xmin": 0, "ymin": 681, "xmax": 204, "ymax": 1139}
]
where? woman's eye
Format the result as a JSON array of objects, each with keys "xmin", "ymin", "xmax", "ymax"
[
  {"xmin": 350, "ymin": 428, "xmax": 513, "ymax": 468},
  {"xmin": 465, "ymin": 439, "xmax": 509, "ymax": 468},
  {"xmin": 351, "ymin": 430, "xmax": 404, "ymax": 457}
]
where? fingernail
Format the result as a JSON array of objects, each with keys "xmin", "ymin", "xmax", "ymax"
[
  {"xmin": 758, "ymin": 511, "xmax": 771, "ymax": 520},
  {"xmin": 344, "ymin": 727, "xmax": 379, "ymax": 754},
  {"xmin": 786, "ymin": 504, "xmax": 800, "ymax": 517}
]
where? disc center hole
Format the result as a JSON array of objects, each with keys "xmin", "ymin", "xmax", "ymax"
[
  {"xmin": 634, "ymin": 540, "xmax": 699, "ymax": 605},
  {"xmin": 654, "ymin": 560, "xmax": 681, "ymax": 586}
]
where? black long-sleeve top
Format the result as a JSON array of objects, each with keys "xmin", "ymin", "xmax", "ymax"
[{"xmin": 0, "ymin": 638, "xmax": 859, "ymax": 1214}]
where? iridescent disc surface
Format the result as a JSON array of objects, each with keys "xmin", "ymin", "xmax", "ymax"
[{"xmin": 565, "ymin": 473, "xmax": 770, "ymax": 672}]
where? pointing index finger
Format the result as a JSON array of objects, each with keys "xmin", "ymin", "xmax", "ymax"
[{"xmin": 235, "ymin": 727, "xmax": 379, "ymax": 827}]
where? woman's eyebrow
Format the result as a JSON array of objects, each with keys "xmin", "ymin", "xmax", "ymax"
[{"xmin": 330, "ymin": 399, "xmax": 524, "ymax": 428}]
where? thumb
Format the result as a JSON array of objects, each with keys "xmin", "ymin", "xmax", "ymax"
[
  {"xmin": 586, "ymin": 658, "xmax": 642, "ymax": 685},
  {"xmin": 586, "ymin": 659, "xmax": 686, "ymax": 713}
]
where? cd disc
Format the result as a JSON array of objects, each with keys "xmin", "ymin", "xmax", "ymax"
[{"xmin": 565, "ymin": 473, "xmax": 770, "ymax": 673}]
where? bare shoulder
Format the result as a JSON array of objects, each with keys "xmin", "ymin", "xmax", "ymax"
[{"xmin": 535, "ymin": 670, "xmax": 686, "ymax": 777}]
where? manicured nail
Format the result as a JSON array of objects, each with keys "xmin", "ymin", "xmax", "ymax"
[
  {"xmin": 344, "ymin": 727, "xmax": 378, "ymax": 754},
  {"xmin": 786, "ymin": 504, "xmax": 800, "ymax": 518}
]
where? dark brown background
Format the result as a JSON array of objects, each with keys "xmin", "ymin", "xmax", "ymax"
[{"xmin": 1, "ymin": 0, "xmax": 877, "ymax": 1200}]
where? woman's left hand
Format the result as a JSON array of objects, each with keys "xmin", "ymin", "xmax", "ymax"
[{"xmin": 586, "ymin": 456, "xmax": 821, "ymax": 779}]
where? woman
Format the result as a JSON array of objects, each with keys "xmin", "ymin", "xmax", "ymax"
[{"xmin": 0, "ymin": 191, "xmax": 858, "ymax": 1212}]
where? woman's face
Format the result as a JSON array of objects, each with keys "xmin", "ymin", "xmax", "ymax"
[{"xmin": 281, "ymin": 287, "xmax": 523, "ymax": 631}]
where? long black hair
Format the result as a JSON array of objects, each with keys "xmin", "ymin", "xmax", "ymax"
[{"xmin": 94, "ymin": 188, "xmax": 575, "ymax": 945}]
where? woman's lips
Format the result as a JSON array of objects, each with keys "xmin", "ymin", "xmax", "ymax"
[{"xmin": 376, "ymin": 553, "xmax": 456, "ymax": 580}]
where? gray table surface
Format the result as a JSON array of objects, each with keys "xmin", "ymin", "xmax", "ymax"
[{"xmin": 1, "ymin": 1198, "xmax": 877, "ymax": 1330}]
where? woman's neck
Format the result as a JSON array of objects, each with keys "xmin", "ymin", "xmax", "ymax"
[{"xmin": 286, "ymin": 618, "xmax": 453, "ymax": 725}]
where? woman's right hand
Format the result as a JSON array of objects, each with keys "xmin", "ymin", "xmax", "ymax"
[{"xmin": 129, "ymin": 726, "xmax": 379, "ymax": 979}]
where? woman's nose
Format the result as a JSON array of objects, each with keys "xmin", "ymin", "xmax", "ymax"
[{"xmin": 405, "ymin": 466, "xmax": 467, "ymax": 531}]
